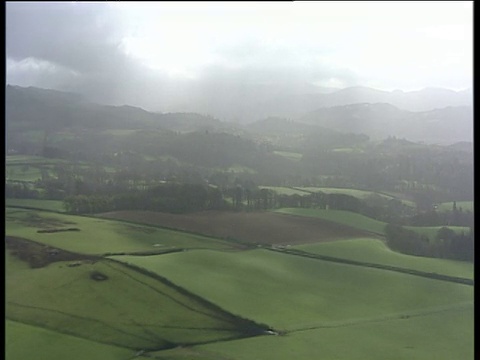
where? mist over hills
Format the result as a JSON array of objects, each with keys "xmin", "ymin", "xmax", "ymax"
[
  {"xmin": 160, "ymin": 84, "xmax": 472, "ymax": 123},
  {"xmin": 5, "ymin": 84, "xmax": 472, "ymax": 145},
  {"xmin": 299, "ymin": 102, "xmax": 473, "ymax": 144}
]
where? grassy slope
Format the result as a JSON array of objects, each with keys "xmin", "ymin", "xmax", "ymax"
[
  {"xmin": 5, "ymin": 208, "xmax": 233, "ymax": 254},
  {"xmin": 6, "ymin": 165, "xmax": 44, "ymax": 182},
  {"xmin": 437, "ymin": 201, "xmax": 473, "ymax": 213},
  {"xmin": 274, "ymin": 208, "xmax": 470, "ymax": 239},
  {"xmin": 259, "ymin": 186, "xmax": 310, "ymax": 196},
  {"xmin": 6, "ymin": 320, "xmax": 134, "ymax": 360},
  {"xmin": 194, "ymin": 304, "xmax": 473, "ymax": 360},
  {"xmin": 112, "ymin": 249, "xmax": 473, "ymax": 332},
  {"xmin": 6, "ymin": 198, "xmax": 65, "ymax": 212},
  {"xmin": 296, "ymin": 187, "xmax": 417, "ymax": 207},
  {"xmin": 5, "ymin": 251, "xmax": 241, "ymax": 349},
  {"xmin": 294, "ymin": 238, "xmax": 473, "ymax": 279},
  {"xmin": 275, "ymin": 208, "xmax": 387, "ymax": 235}
]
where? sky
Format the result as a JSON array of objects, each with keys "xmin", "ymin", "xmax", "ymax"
[{"xmin": 6, "ymin": 1, "xmax": 473, "ymax": 112}]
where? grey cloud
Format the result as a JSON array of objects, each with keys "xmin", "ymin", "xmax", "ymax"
[
  {"xmin": 7, "ymin": 2, "xmax": 127, "ymax": 74},
  {"xmin": 5, "ymin": 2, "xmax": 366, "ymax": 116}
]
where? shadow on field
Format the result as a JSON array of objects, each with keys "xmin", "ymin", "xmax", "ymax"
[{"xmin": 5, "ymin": 236, "xmax": 98, "ymax": 268}]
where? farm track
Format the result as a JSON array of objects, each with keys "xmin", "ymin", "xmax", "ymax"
[{"xmin": 268, "ymin": 248, "xmax": 474, "ymax": 286}]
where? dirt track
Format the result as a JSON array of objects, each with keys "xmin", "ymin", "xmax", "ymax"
[{"xmin": 98, "ymin": 210, "xmax": 374, "ymax": 245}]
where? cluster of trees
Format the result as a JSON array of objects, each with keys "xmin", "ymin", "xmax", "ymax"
[
  {"xmin": 5, "ymin": 182, "xmax": 41, "ymax": 199},
  {"xmin": 385, "ymin": 224, "xmax": 474, "ymax": 262},
  {"xmin": 64, "ymin": 183, "xmax": 228, "ymax": 214}
]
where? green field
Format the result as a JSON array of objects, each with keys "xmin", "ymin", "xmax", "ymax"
[
  {"xmin": 273, "ymin": 151, "xmax": 303, "ymax": 161},
  {"xmin": 275, "ymin": 208, "xmax": 470, "ymax": 239},
  {"xmin": 6, "ymin": 207, "xmax": 474, "ymax": 359},
  {"xmin": 5, "ymin": 250, "xmax": 254, "ymax": 350},
  {"xmin": 6, "ymin": 320, "xmax": 134, "ymax": 360},
  {"xmin": 294, "ymin": 238, "xmax": 473, "ymax": 280},
  {"xmin": 295, "ymin": 187, "xmax": 393, "ymax": 199},
  {"xmin": 6, "ymin": 154, "xmax": 70, "ymax": 165},
  {"xmin": 437, "ymin": 201, "xmax": 474, "ymax": 213},
  {"xmin": 193, "ymin": 304, "xmax": 473, "ymax": 360},
  {"xmin": 275, "ymin": 208, "xmax": 388, "ymax": 235},
  {"xmin": 5, "ymin": 208, "xmax": 235, "ymax": 255},
  {"xmin": 112, "ymin": 249, "xmax": 473, "ymax": 331},
  {"xmin": 6, "ymin": 164, "xmax": 45, "ymax": 182},
  {"xmin": 259, "ymin": 186, "xmax": 310, "ymax": 196},
  {"xmin": 6, "ymin": 198, "xmax": 65, "ymax": 212},
  {"xmin": 293, "ymin": 187, "xmax": 417, "ymax": 207}
]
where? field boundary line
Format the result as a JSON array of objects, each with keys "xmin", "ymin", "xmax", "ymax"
[
  {"xmin": 6, "ymin": 302, "xmax": 158, "ymax": 348},
  {"xmin": 105, "ymin": 258, "xmax": 273, "ymax": 336},
  {"xmin": 286, "ymin": 301, "xmax": 473, "ymax": 333},
  {"xmin": 267, "ymin": 248, "xmax": 474, "ymax": 286}
]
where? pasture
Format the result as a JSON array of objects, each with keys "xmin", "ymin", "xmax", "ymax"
[
  {"xmin": 436, "ymin": 201, "xmax": 473, "ymax": 213},
  {"xmin": 5, "ymin": 208, "xmax": 235, "ymax": 255},
  {"xmin": 6, "ymin": 320, "xmax": 134, "ymax": 360},
  {"xmin": 272, "ymin": 150, "xmax": 303, "ymax": 161},
  {"xmin": 193, "ymin": 303, "xmax": 473, "ymax": 360},
  {"xmin": 259, "ymin": 186, "xmax": 310, "ymax": 196},
  {"xmin": 275, "ymin": 208, "xmax": 388, "ymax": 235},
  {"xmin": 5, "ymin": 198, "xmax": 65, "ymax": 212},
  {"xmin": 6, "ymin": 207, "xmax": 473, "ymax": 359},
  {"xmin": 294, "ymin": 186, "xmax": 393, "ymax": 200},
  {"xmin": 5, "ymin": 247, "xmax": 259, "ymax": 350},
  {"xmin": 275, "ymin": 208, "xmax": 471, "ymax": 239},
  {"xmin": 112, "ymin": 249, "xmax": 473, "ymax": 331},
  {"xmin": 294, "ymin": 238, "xmax": 474, "ymax": 280},
  {"xmin": 5, "ymin": 164, "xmax": 45, "ymax": 182}
]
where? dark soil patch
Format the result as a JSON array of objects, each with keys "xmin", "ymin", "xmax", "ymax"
[
  {"xmin": 9, "ymin": 212, "xmax": 77, "ymax": 229},
  {"xmin": 5, "ymin": 236, "xmax": 98, "ymax": 268},
  {"xmin": 37, "ymin": 227, "xmax": 81, "ymax": 233},
  {"xmin": 98, "ymin": 210, "xmax": 376, "ymax": 246},
  {"xmin": 90, "ymin": 271, "xmax": 108, "ymax": 281}
]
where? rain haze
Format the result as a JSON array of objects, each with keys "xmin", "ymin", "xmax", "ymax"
[
  {"xmin": 6, "ymin": 1, "xmax": 473, "ymax": 120},
  {"xmin": 5, "ymin": 2, "xmax": 475, "ymax": 359}
]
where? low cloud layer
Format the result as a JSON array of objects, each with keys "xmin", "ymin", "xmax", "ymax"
[{"xmin": 6, "ymin": 2, "xmax": 473, "ymax": 116}]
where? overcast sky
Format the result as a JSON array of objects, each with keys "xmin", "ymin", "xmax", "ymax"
[{"xmin": 6, "ymin": 1, "xmax": 473, "ymax": 112}]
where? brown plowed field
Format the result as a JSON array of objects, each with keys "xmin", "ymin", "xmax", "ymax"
[{"xmin": 98, "ymin": 210, "xmax": 376, "ymax": 246}]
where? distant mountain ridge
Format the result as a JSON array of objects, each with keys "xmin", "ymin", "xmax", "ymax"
[
  {"xmin": 246, "ymin": 86, "xmax": 472, "ymax": 122},
  {"xmin": 299, "ymin": 102, "xmax": 473, "ymax": 144},
  {"xmin": 5, "ymin": 85, "xmax": 473, "ymax": 145},
  {"xmin": 5, "ymin": 85, "xmax": 224, "ymax": 133}
]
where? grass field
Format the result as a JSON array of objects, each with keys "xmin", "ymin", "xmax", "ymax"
[
  {"xmin": 294, "ymin": 238, "xmax": 473, "ymax": 280},
  {"xmin": 6, "ymin": 164, "xmax": 45, "ymax": 182},
  {"xmin": 5, "ymin": 208, "xmax": 235, "ymax": 255},
  {"xmin": 6, "ymin": 207, "xmax": 474, "ymax": 359},
  {"xmin": 5, "ymin": 249, "xmax": 253, "ymax": 350},
  {"xmin": 273, "ymin": 151, "xmax": 303, "ymax": 161},
  {"xmin": 259, "ymin": 186, "xmax": 310, "ymax": 196},
  {"xmin": 275, "ymin": 208, "xmax": 388, "ymax": 235},
  {"xmin": 436, "ymin": 201, "xmax": 474, "ymax": 213},
  {"xmin": 293, "ymin": 187, "xmax": 417, "ymax": 207},
  {"xmin": 275, "ymin": 208, "xmax": 470, "ymax": 240},
  {"xmin": 295, "ymin": 187, "xmax": 393, "ymax": 199},
  {"xmin": 6, "ymin": 198, "xmax": 65, "ymax": 212},
  {"xmin": 112, "ymin": 249, "xmax": 473, "ymax": 331},
  {"xmin": 6, "ymin": 320, "xmax": 134, "ymax": 360},
  {"xmin": 192, "ymin": 303, "xmax": 473, "ymax": 360}
]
